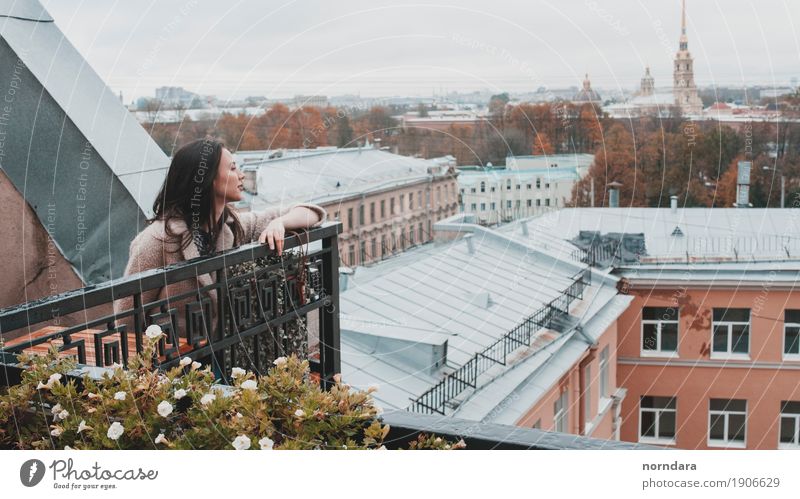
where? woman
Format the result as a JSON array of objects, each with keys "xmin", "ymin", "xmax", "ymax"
[{"xmin": 113, "ymin": 137, "xmax": 326, "ymax": 344}]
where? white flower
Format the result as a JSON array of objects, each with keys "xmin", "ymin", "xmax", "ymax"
[
  {"xmin": 157, "ymin": 400, "xmax": 173, "ymax": 417},
  {"xmin": 154, "ymin": 433, "xmax": 167, "ymax": 445},
  {"xmin": 64, "ymin": 445, "xmax": 74, "ymax": 450},
  {"xmin": 179, "ymin": 357, "xmax": 192, "ymax": 367},
  {"xmin": 191, "ymin": 361, "xmax": 202, "ymax": 370},
  {"xmin": 332, "ymin": 373, "xmax": 342, "ymax": 384},
  {"xmin": 145, "ymin": 324, "xmax": 163, "ymax": 340},
  {"xmin": 241, "ymin": 379, "xmax": 258, "ymax": 391},
  {"xmin": 173, "ymin": 388, "xmax": 187, "ymax": 400},
  {"xmin": 107, "ymin": 422, "xmax": 124, "ymax": 440},
  {"xmin": 235, "ymin": 412, "xmax": 244, "ymax": 419},
  {"xmin": 77, "ymin": 420, "xmax": 91, "ymax": 433},
  {"xmin": 113, "ymin": 391, "xmax": 126, "ymax": 401},
  {"xmin": 434, "ymin": 437, "xmax": 442, "ymax": 444},
  {"xmin": 258, "ymin": 437, "xmax": 274, "ymax": 450},
  {"xmin": 48, "ymin": 373, "xmax": 63, "ymax": 385},
  {"xmin": 273, "ymin": 357, "xmax": 287, "ymax": 367},
  {"xmin": 231, "ymin": 367, "xmax": 246, "ymax": 378},
  {"xmin": 36, "ymin": 381, "xmax": 48, "ymax": 390},
  {"xmin": 200, "ymin": 393, "xmax": 216, "ymax": 406},
  {"xmin": 231, "ymin": 435, "xmax": 251, "ymax": 450},
  {"xmin": 50, "ymin": 403, "xmax": 63, "ymax": 416},
  {"xmin": 56, "ymin": 409, "xmax": 69, "ymax": 421},
  {"xmin": 87, "ymin": 392, "xmax": 100, "ymax": 399},
  {"xmin": 294, "ymin": 409, "xmax": 306, "ymax": 418},
  {"xmin": 87, "ymin": 407, "xmax": 97, "ymax": 414},
  {"xmin": 50, "ymin": 426, "xmax": 63, "ymax": 437}
]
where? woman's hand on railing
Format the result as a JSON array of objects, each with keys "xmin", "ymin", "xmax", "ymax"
[{"xmin": 259, "ymin": 218, "xmax": 286, "ymax": 255}]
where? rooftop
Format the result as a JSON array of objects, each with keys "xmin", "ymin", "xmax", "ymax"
[{"xmin": 243, "ymin": 147, "xmax": 455, "ymax": 207}]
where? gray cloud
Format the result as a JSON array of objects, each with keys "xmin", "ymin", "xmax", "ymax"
[{"xmin": 40, "ymin": 0, "xmax": 800, "ymax": 101}]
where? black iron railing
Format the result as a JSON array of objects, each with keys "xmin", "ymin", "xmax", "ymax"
[
  {"xmin": 0, "ymin": 222, "xmax": 342, "ymax": 388},
  {"xmin": 408, "ymin": 268, "xmax": 591, "ymax": 415}
]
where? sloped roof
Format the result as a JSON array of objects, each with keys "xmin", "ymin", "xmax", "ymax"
[
  {"xmin": 339, "ymin": 222, "xmax": 616, "ymax": 414},
  {"xmin": 0, "ymin": 0, "xmax": 169, "ymax": 284}
]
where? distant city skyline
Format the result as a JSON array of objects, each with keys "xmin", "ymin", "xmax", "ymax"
[{"xmin": 40, "ymin": 0, "xmax": 800, "ymax": 102}]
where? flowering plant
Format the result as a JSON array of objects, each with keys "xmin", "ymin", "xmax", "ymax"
[{"xmin": 0, "ymin": 327, "xmax": 463, "ymax": 450}]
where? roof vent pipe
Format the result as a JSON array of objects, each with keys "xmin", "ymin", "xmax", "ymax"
[
  {"xmin": 465, "ymin": 235, "xmax": 475, "ymax": 254},
  {"xmin": 607, "ymin": 181, "xmax": 622, "ymax": 208},
  {"xmin": 670, "ymin": 195, "xmax": 678, "ymax": 214}
]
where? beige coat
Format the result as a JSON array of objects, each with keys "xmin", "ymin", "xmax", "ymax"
[{"xmin": 113, "ymin": 203, "xmax": 327, "ymax": 342}]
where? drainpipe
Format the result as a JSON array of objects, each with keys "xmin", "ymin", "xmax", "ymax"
[{"xmin": 578, "ymin": 347, "xmax": 597, "ymax": 436}]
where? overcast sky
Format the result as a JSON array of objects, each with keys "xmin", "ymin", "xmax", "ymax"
[{"xmin": 40, "ymin": 0, "xmax": 800, "ymax": 102}]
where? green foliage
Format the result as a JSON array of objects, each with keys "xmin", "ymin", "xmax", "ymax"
[{"xmin": 0, "ymin": 328, "xmax": 464, "ymax": 451}]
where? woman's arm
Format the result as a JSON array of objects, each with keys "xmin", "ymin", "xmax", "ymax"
[{"xmin": 258, "ymin": 204, "xmax": 326, "ymax": 254}]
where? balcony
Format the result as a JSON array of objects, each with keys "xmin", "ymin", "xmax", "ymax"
[{"xmin": 0, "ymin": 222, "xmax": 343, "ymax": 387}]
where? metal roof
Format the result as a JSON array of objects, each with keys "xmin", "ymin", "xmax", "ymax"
[
  {"xmin": 0, "ymin": 0, "xmax": 169, "ymax": 284},
  {"xmin": 339, "ymin": 219, "xmax": 630, "ymax": 417},
  {"xmin": 523, "ymin": 208, "xmax": 800, "ymax": 264},
  {"xmin": 244, "ymin": 148, "xmax": 454, "ymax": 207}
]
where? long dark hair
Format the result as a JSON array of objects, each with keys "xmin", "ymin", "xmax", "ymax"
[{"xmin": 149, "ymin": 137, "xmax": 245, "ymax": 254}]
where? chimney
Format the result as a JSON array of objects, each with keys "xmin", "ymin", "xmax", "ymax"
[
  {"xmin": 607, "ymin": 181, "xmax": 622, "ymax": 208},
  {"xmin": 465, "ymin": 234, "xmax": 475, "ymax": 254},
  {"xmin": 670, "ymin": 195, "xmax": 678, "ymax": 213}
]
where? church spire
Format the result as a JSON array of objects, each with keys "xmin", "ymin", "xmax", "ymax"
[{"xmin": 681, "ymin": 0, "xmax": 686, "ymax": 35}]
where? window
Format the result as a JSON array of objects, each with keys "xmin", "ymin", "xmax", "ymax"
[
  {"xmin": 599, "ymin": 346, "xmax": 609, "ymax": 399},
  {"xmin": 470, "ymin": 187, "xmax": 476, "ymax": 193},
  {"xmin": 418, "ymin": 223, "xmax": 423, "ymax": 242},
  {"xmin": 583, "ymin": 364, "xmax": 592, "ymax": 430},
  {"xmin": 527, "ymin": 183, "xmax": 532, "ymax": 190},
  {"xmin": 480, "ymin": 203, "xmax": 486, "ymax": 211},
  {"xmin": 506, "ymin": 179, "xmax": 512, "ymax": 190},
  {"xmin": 371, "ymin": 238, "xmax": 376, "ymax": 259},
  {"xmin": 399, "ymin": 194, "xmax": 405, "ymax": 212},
  {"xmin": 536, "ymin": 178, "xmax": 541, "ymax": 189},
  {"xmin": 490, "ymin": 202, "xmax": 496, "ymax": 210},
  {"xmin": 480, "ymin": 181, "xmax": 486, "ymax": 193},
  {"xmin": 334, "ymin": 211, "xmax": 340, "ymax": 221},
  {"xmin": 712, "ymin": 308, "xmax": 750, "ymax": 357},
  {"xmin": 784, "ymin": 310, "xmax": 800, "ymax": 358},
  {"xmin": 516, "ymin": 184, "xmax": 521, "ymax": 190},
  {"xmin": 536, "ymin": 199, "xmax": 541, "ymax": 207},
  {"xmin": 409, "ymin": 227, "xmax": 414, "ymax": 245},
  {"xmin": 527, "ymin": 199, "xmax": 532, "ymax": 207},
  {"xmin": 409, "ymin": 192, "xmax": 414, "ymax": 209},
  {"xmin": 545, "ymin": 198, "xmax": 550, "ymax": 207},
  {"xmin": 545, "ymin": 182, "xmax": 550, "ymax": 189},
  {"xmin": 506, "ymin": 200, "xmax": 512, "ymax": 209},
  {"xmin": 348, "ymin": 245, "xmax": 355, "ymax": 266},
  {"xmin": 380, "ymin": 235, "xmax": 386, "ymax": 257},
  {"xmin": 490, "ymin": 186, "xmax": 496, "ymax": 192},
  {"xmin": 380, "ymin": 200, "xmax": 385, "ymax": 219},
  {"xmin": 642, "ymin": 307, "xmax": 679, "ymax": 356},
  {"xmin": 370, "ymin": 202, "xmax": 375, "ymax": 223},
  {"xmin": 709, "ymin": 398, "xmax": 746, "ymax": 447},
  {"xmin": 347, "ymin": 208, "xmax": 353, "ymax": 230},
  {"xmin": 470, "ymin": 203, "xmax": 477, "ymax": 211},
  {"xmin": 515, "ymin": 200, "xmax": 521, "ymax": 208},
  {"xmin": 640, "ymin": 396, "xmax": 676, "ymax": 444},
  {"xmin": 390, "ymin": 197, "xmax": 395, "ymax": 215},
  {"xmin": 358, "ymin": 205, "xmax": 365, "ymax": 225},
  {"xmin": 554, "ymin": 390, "xmax": 568, "ymax": 433},
  {"xmin": 418, "ymin": 190, "xmax": 422, "ymax": 208},
  {"xmin": 779, "ymin": 401, "xmax": 800, "ymax": 448},
  {"xmin": 359, "ymin": 241, "xmax": 366, "ymax": 263}
]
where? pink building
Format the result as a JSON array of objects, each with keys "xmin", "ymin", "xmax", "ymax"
[
  {"xmin": 523, "ymin": 207, "xmax": 800, "ymax": 449},
  {"xmin": 240, "ymin": 147, "xmax": 460, "ymax": 267}
]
